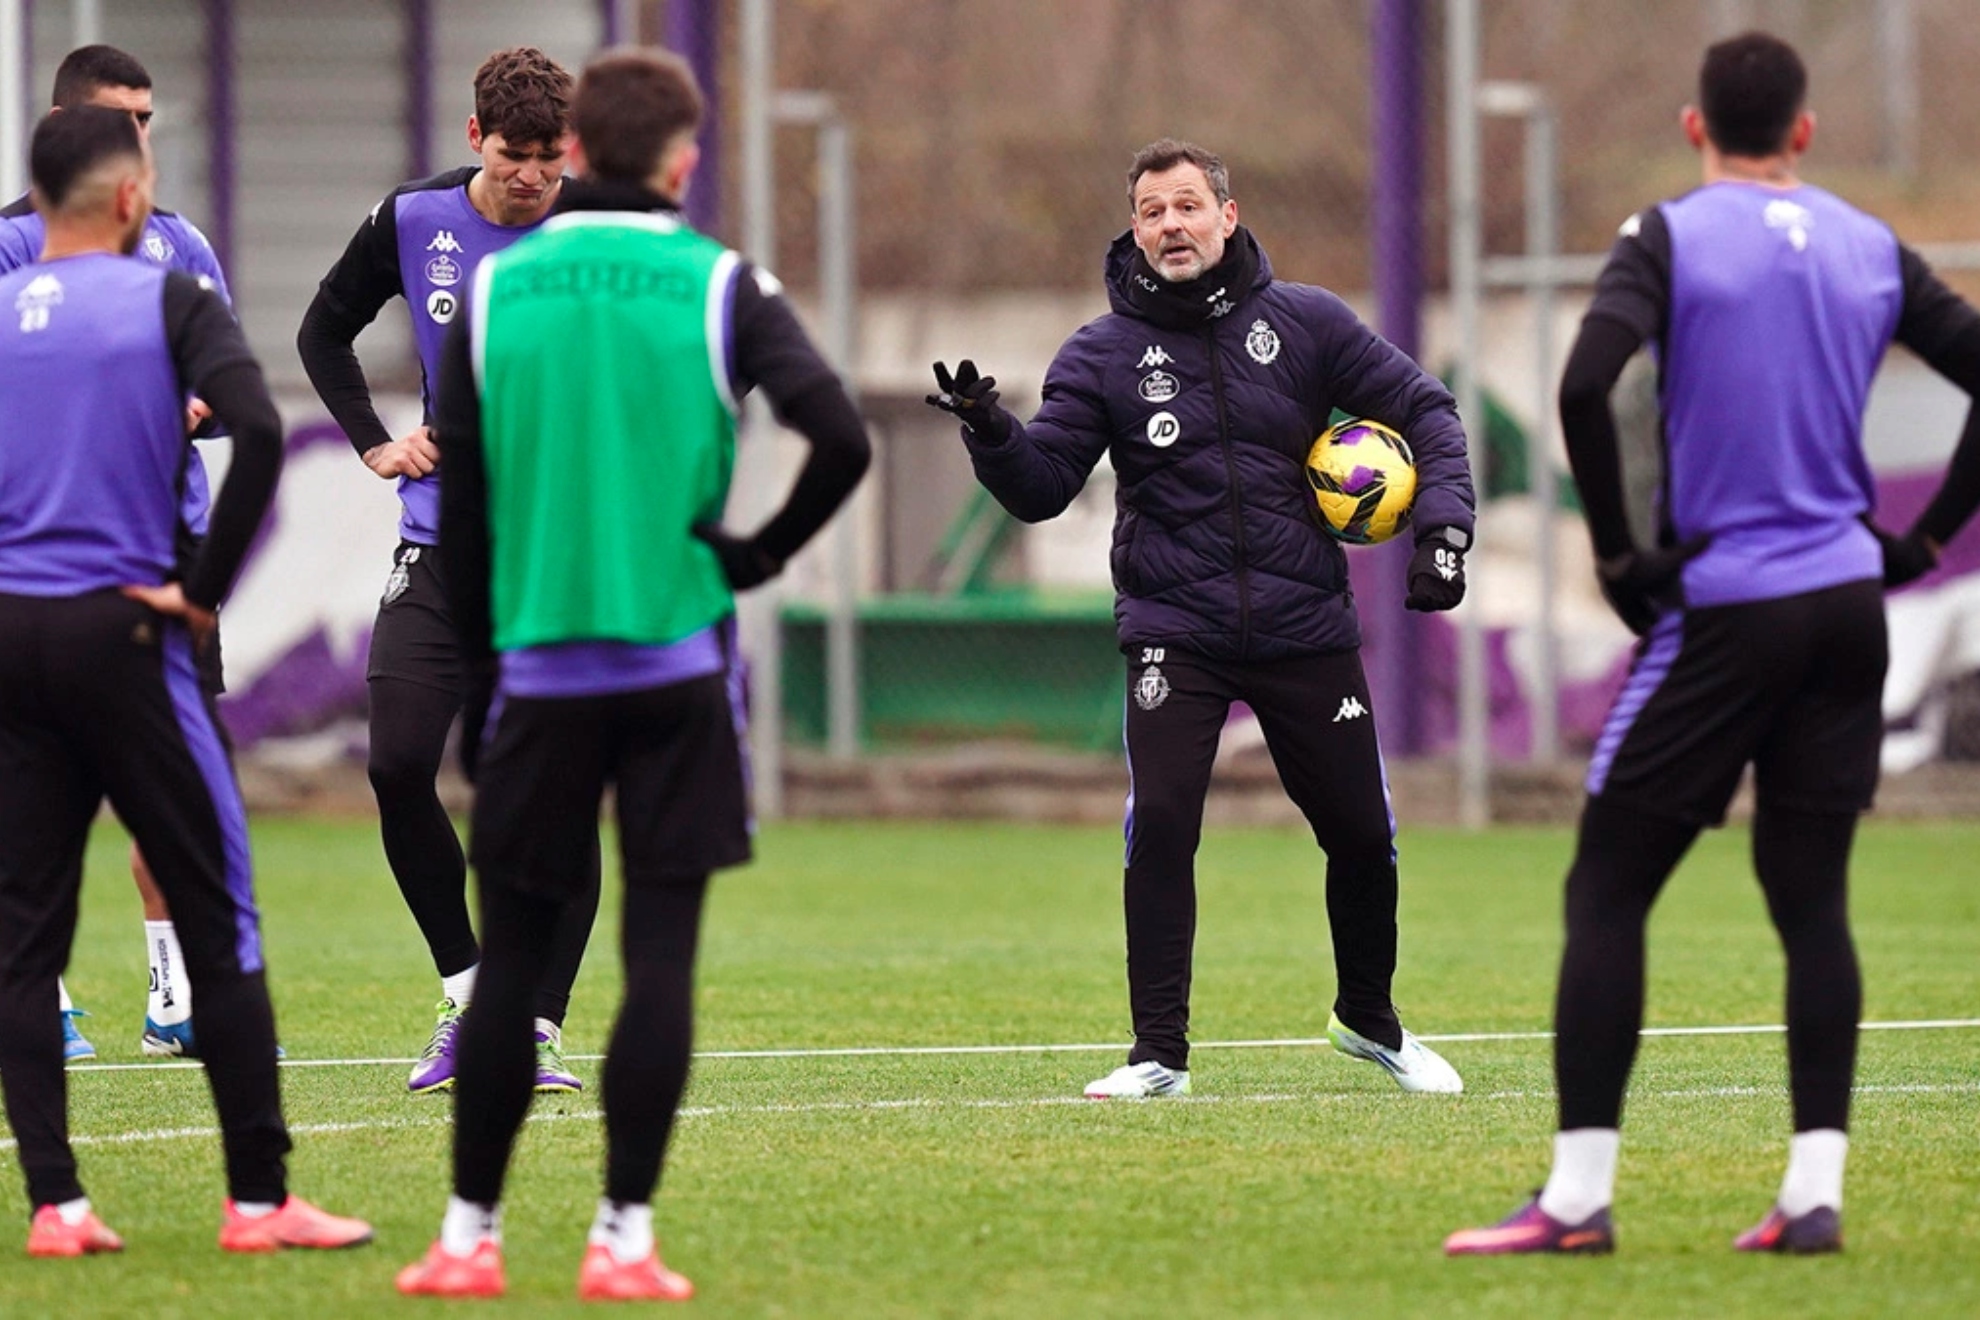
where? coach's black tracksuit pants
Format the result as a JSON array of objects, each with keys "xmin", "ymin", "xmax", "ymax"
[
  {"xmin": 1122, "ymin": 647, "xmax": 1404, "ymax": 1071},
  {"xmin": 0, "ymin": 590, "xmax": 290, "ymax": 1208}
]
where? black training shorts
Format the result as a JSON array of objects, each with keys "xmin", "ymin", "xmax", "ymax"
[
  {"xmin": 469, "ymin": 669, "xmax": 753, "ymax": 898},
  {"xmin": 1586, "ymin": 578, "xmax": 1888, "ymax": 825},
  {"xmin": 367, "ymin": 540, "xmax": 463, "ymax": 694}
]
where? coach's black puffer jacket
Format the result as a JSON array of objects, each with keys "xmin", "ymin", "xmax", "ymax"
[{"xmin": 959, "ymin": 227, "xmax": 1474, "ymax": 660}]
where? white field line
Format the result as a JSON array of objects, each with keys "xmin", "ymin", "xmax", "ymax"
[
  {"xmin": 7, "ymin": 1080, "xmax": 1979, "ymax": 1156},
  {"xmin": 63, "ymin": 1016, "xmax": 1980, "ymax": 1074}
]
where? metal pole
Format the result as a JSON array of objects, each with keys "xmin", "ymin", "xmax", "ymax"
[
  {"xmin": 1446, "ymin": 0, "xmax": 1489, "ymax": 827},
  {"xmin": 1527, "ymin": 97, "xmax": 1561, "ymax": 763},
  {"xmin": 819, "ymin": 112, "xmax": 860, "ymax": 758},
  {"xmin": 72, "ymin": 0, "xmax": 97, "ymax": 47},
  {"xmin": 667, "ymin": 0, "xmax": 721, "ymax": 236},
  {"xmin": 1878, "ymin": 0, "xmax": 1917, "ymax": 180},
  {"xmin": 739, "ymin": 0, "xmax": 784, "ymax": 815},
  {"xmin": 405, "ymin": 0, "xmax": 433, "ymax": 180},
  {"xmin": 0, "ymin": 0, "xmax": 20, "ymax": 205},
  {"xmin": 1367, "ymin": 0, "xmax": 1424, "ymax": 756},
  {"xmin": 202, "ymin": 0, "xmax": 235, "ymax": 284}
]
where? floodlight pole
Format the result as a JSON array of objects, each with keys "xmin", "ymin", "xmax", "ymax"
[
  {"xmin": 777, "ymin": 90, "xmax": 862, "ymax": 760},
  {"xmin": 739, "ymin": 0, "xmax": 785, "ymax": 815},
  {"xmin": 1446, "ymin": 0, "xmax": 1490, "ymax": 827},
  {"xmin": 0, "ymin": 0, "xmax": 20, "ymax": 205},
  {"xmin": 1478, "ymin": 79, "xmax": 1562, "ymax": 764}
]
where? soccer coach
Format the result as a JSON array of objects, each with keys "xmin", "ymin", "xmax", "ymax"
[
  {"xmin": 0, "ymin": 107, "xmax": 370, "ymax": 1255},
  {"xmin": 396, "ymin": 48, "xmax": 870, "ymax": 1300},
  {"xmin": 927, "ymin": 139, "xmax": 1474, "ymax": 1101}
]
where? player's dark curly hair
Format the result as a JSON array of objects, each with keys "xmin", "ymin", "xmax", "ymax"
[
  {"xmin": 1699, "ymin": 31, "xmax": 1806, "ymax": 158},
  {"xmin": 573, "ymin": 48, "xmax": 704, "ymax": 185},
  {"xmin": 52, "ymin": 44, "xmax": 150, "ymax": 108},
  {"xmin": 1127, "ymin": 139, "xmax": 1230, "ymax": 208},
  {"xmin": 473, "ymin": 47, "xmax": 573, "ymax": 148}
]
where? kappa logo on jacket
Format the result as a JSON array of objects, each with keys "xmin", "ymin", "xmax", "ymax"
[{"xmin": 1138, "ymin": 345, "xmax": 1174, "ymax": 369}]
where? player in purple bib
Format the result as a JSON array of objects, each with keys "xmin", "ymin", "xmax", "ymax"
[
  {"xmin": 1448, "ymin": 31, "xmax": 1980, "ymax": 1258},
  {"xmin": 298, "ymin": 48, "xmax": 597, "ymax": 1097},
  {"xmin": 0, "ymin": 45, "xmax": 234, "ymax": 1066}
]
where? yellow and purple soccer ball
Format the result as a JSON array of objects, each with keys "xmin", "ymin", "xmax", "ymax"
[{"xmin": 1305, "ymin": 418, "xmax": 1418, "ymax": 545}]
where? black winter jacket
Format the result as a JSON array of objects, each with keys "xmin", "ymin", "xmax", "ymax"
[{"xmin": 960, "ymin": 227, "xmax": 1474, "ymax": 660}]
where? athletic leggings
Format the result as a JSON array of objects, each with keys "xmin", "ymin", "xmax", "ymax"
[
  {"xmin": 367, "ymin": 676, "xmax": 600, "ymax": 1024},
  {"xmin": 1554, "ymin": 797, "xmax": 1861, "ymax": 1133},
  {"xmin": 453, "ymin": 876, "xmax": 709, "ymax": 1207}
]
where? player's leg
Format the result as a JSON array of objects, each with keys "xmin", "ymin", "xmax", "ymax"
[
  {"xmin": 403, "ymin": 692, "xmax": 608, "ymax": 1297},
  {"xmin": 1089, "ymin": 651, "xmax": 1229, "ymax": 1098},
  {"xmin": 580, "ymin": 673, "xmax": 747, "ymax": 1300},
  {"xmin": 367, "ymin": 672, "xmax": 474, "ymax": 1091},
  {"xmin": 132, "ymin": 617, "xmax": 220, "ymax": 1058},
  {"xmin": 1736, "ymin": 580, "xmax": 1883, "ymax": 1254},
  {"xmin": 0, "ymin": 601, "xmax": 110, "ymax": 1246},
  {"xmin": 1246, "ymin": 648, "xmax": 1462, "ymax": 1092},
  {"xmin": 70, "ymin": 596, "xmax": 368, "ymax": 1249},
  {"xmin": 528, "ymin": 834, "xmax": 601, "ymax": 1093}
]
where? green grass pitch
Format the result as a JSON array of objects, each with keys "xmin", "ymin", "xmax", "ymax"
[{"xmin": 4, "ymin": 815, "xmax": 1976, "ymax": 1317}]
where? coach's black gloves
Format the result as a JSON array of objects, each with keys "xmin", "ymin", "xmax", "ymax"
[
  {"xmin": 1404, "ymin": 528, "xmax": 1469, "ymax": 612},
  {"xmin": 926, "ymin": 359, "xmax": 1011, "ymax": 444},
  {"xmin": 1865, "ymin": 518, "xmax": 1938, "ymax": 588},
  {"xmin": 694, "ymin": 521, "xmax": 785, "ymax": 591},
  {"xmin": 457, "ymin": 657, "xmax": 497, "ymax": 785},
  {"xmin": 1597, "ymin": 535, "xmax": 1710, "ymax": 636}
]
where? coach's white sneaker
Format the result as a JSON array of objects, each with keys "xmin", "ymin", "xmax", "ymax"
[
  {"xmin": 1327, "ymin": 1014, "xmax": 1463, "ymax": 1093},
  {"xmin": 1084, "ymin": 1060, "xmax": 1190, "ymax": 1099}
]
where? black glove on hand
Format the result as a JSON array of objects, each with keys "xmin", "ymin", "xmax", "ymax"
[
  {"xmin": 457, "ymin": 658, "xmax": 497, "ymax": 785},
  {"xmin": 926, "ymin": 359, "xmax": 1010, "ymax": 443},
  {"xmin": 1404, "ymin": 533, "xmax": 1468, "ymax": 612},
  {"xmin": 1866, "ymin": 519, "xmax": 1938, "ymax": 588},
  {"xmin": 1597, "ymin": 535, "xmax": 1710, "ymax": 636},
  {"xmin": 693, "ymin": 522, "xmax": 784, "ymax": 592}
]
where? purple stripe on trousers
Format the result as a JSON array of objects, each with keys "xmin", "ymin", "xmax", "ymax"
[
  {"xmin": 1585, "ymin": 610, "xmax": 1685, "ymax": 799},
  {"xmin": 720, "ymin": 615, "xmax": 755, "ymax": 837},
  {"xmin": 164, "ymin": 629, "xmax": 262, "ymax": 974},
  {"xmin": 1121, "ymin": 704, "xmax": 1136, "ymax": 865}
]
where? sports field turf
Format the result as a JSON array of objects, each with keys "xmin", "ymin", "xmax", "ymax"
[{"xmin": 5, "ymin": 814, "xmax": 1976, "ymax": 1317}]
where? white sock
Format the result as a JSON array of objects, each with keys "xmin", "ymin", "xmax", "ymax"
[
  {"xmin": 534, "ymin": 1017, "xmax": 559, "ymax": 1044},
  {"xmin": 53, "ymin": 1196, "xmax": 92, "ymax": 1225},
  {"xmin": 146, "ymin": 921, "xmax": 192, "ymax": 1026},
  {"xmin": 441, "ymin": 1195, "xmax": 501, "ymax": 1255},
  {"xmin": 441, "ymin": 965, "xmax": 477, "ymax": 1008},
  {"xmin": 232, "ymin": 1201, "xmax": 278, "ymax": 1218},
  {"xmin": 1778, "ymin": 1129, "xmax": 1847, "ymax": 1217},
  {"xmin": 58, "ymin": 979, "xmax": 74, "ymax": 1014},
  {"xmin": 588, "ymin": 1198, "xmax": 653, "ymax": 1265},
  {"xmin": 1538, "ymin": 1128, "xmax": 1620, "ymax": 1225}
]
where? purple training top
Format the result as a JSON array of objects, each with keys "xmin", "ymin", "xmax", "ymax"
[
  {"xmin": 0, "ymin": 255, "xmax": 189, "ymax": 595},
  {"xmin": 390, "ymin": 184, "xmax": 544, "ymax": 544},
  {"xmin": 1657, "ymin": 182, "xmax": 1897, "ymax": 606},
  {"xmin": 0, "ymin": 204, "xmax": 231, "ymax": 537}
]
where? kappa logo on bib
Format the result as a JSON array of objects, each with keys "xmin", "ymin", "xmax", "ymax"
[{"xmin": 1146, "ymin": 411, "xmax": 1180, "ymax": 448}]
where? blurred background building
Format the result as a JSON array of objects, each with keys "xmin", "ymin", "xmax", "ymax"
[{"xmin": 6, "ymin": 0, "xmax": 1979, "ymax": 818}]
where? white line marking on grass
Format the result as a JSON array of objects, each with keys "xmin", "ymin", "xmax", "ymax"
[
  {"xmin": 59, "ymin": 1016, "xmax": 1980, "ymax": 1075},
  {"xmin": 9, "ymin": 1081, "xmax": 1979, "ymax": 1155}
]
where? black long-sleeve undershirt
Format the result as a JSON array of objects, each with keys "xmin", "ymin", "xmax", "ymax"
[{"xmin": 162, "ymin": 272, "xmax": 283, "ymax": 609}]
